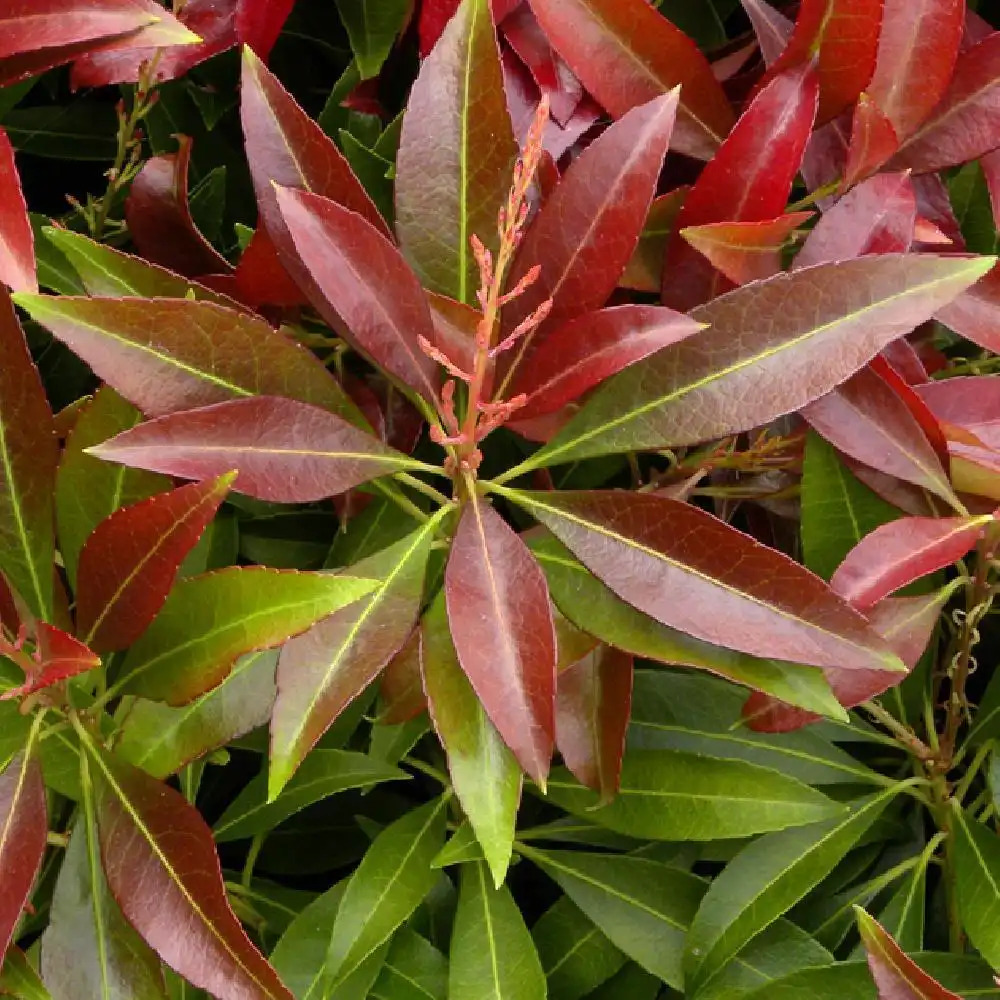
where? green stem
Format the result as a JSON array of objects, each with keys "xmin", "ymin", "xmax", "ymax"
[{"xmin": 394, "ymin": 472, "xmax": 452, "ymax": 507}]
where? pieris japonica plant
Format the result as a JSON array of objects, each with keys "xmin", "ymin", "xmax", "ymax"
[{"xmin": 7, "ymin": 0, "xmax": 1000, "ymax": 998}]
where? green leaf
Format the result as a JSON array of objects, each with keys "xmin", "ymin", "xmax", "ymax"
[
  {"xmin": 421, "ymin": 593, "xmax": 521, "ymax": 886},
  {"xmin": 801, "ymin": 431, "xmax": 902, "ymax": 581},
  {"xmin": 872, "ymin": 854, "xmax": 927, "ymax": 953},
  {"xmin": 118, "ymin": 567, "xmax": 376, "ymax": 704},
  {"xmin": 448, "ymin": 862, "xmax": 546, "ymax": 1000},
  {"xmin": 432, "ymin": 821, "xmax": 486, "ymax": 868},
  {"xmin": 583, "ymin": 963, "xmax": 661, "ymax": 1000},
  {"xmin": 953, "ymin": 805, "xmax": 1000, "ymax": 971},
  {"xmin": 684, "ymin": 787, "xmax": 900, "ymax": 994},
  {"xmin": 0, "ymin": 949, "xmax": 51, "ymax": 1000},
  {"xmin": 949, "ymin": 161, "xmax": 999, "ymax": 256},
  {"xmin": 544, "ymin": 748, "xmax": 844, "ymax": 841},
  {"xmin": 340, "ymin": 132, "xmax": 394, "ymax": 224},
  {"xmin": 30, "ymin": 216, "xmax": 84, "ymax": 295},
  {"xmin": 214, "ymin": 750, "xmax": 407, "ymax": 842},
  {"xmin": 3, "ymin": 103, "xmax": 118, "ymax": 159},
  {"xmin": 368, "ymin": 928, "xmax": 447, "ymax": 1000},
  {"xmin": 334, "ymin": 0, "xmax": 410, "ymax": 79},
  {"xmin": 326, "ymin": 796, "xmax": 448, "ymax": 987}
]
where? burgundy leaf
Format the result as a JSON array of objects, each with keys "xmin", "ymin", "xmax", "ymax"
[
  {"xmin": 274, "ymin": 187, "xmax": 440, "ymax": 402},
  {"xmin": 87, "ymin": 396, "xmax": 424, "ymax": 504},
  {"xmin": 794, "ymin": 173, "xmax": 915, "ymax": 269},
  {"xmin": 555, "ymin": 645, "xmax": 632, "ymax": 804},
  {"xmin": 620, "ymin": 188, "xmax": 689, "ymax": 294},
  {"xmin": 842, "ymin": 94, "xmax": 899, "ymax": 189},
  {"xmin": 915, "ymin": 376, "xmax": 1000, "ymax": 450},
  {"xmin": 230, "ymin": 226, "xmax": 306, "ymax": 309},
  {"xmin": 0, "ymin": 128, "xmax": 34, "ymax": 294},
  {"xmin": 124, "ymin": 136, "xmax": 232, "ymax": 279},
  {"xmin": 507, "ymin": 305, "xmax": 703, "ymax": 420},
  {"xmin": 662, "ymin": 63, "xmax": 819, "ymax": 310},
  {"xmin": 935, "ymin": 264, "xmax": 1000, "ymax": 354},
  {"xmin": 81, "ymin": 734, "xmax": 294, "ymax": 1000},
  {"xmin": 740, "ymin": 0, "xmax": 793, "ymax": 67},
  {"xmin": 419, "ymin": 0, "xmax": 518, "ymax": 55},
  {"xmin": 526, "ymin": 0, "xmax": 734, "ymax": 160},
  {"xmin": 0, "ymin": 745, "xmax": 45, "ymax": 965},
  {"xmin": 75, "ymin": 474, "xmax": 235, "ymax": 652},
  {"xmin": 235, "ymin": 0, "xmax": 295, "ymax": 59},
  {"xmin": 378, "ymin": 630, "xmax": 427, "ymax": 725},
  {"xmin": 445, "ymin": 497, "xmax": 557, "ymax": 785},
  {"xmin": 869, "ymin": 354, "xmax": 949, "ymax": 467},
  {"xmin": 880, "ymin": 338, "xmax": 930, "ymax": 386},
  {"xmin": 0, "ymin": 624, "xmax": 100, "ymax": 700}
]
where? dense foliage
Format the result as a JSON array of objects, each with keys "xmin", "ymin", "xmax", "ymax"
[{"xmin": 7, "ymin": 0, "xmax": 1000, "ymax": 998}]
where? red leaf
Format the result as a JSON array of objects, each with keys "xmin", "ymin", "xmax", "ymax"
[
  {"xmin": 555, "ymin": 645, "xmax": 632, "ymax": 804},
  {"xmin": 231, "ymin": 226, "xmax": 306, "ymax": 309},
  {"xmin": 525, "ymin": 0, "xmax": 734, "ymax": 160},
  {"xmin": 235, "ymin": 0, "xmax": 295, "ymax": 59},
  {"xmin": 740, "ymin": 0, "xmax": 793, "ymax": 67},
  {"xmin": 87, "ymin": 396, "xmax": 423, "ymax": 504},
  {"xmin": 82, "ymin": 736, "xmax": 293, "ymax": 1000},
  {"xmin": 867, "ymin": 0, "xmax": 965, "ymax": 143},
  {"xmin": 762, "ymin": 0, "xmax": 882, "ymax": 123},
  {"xmin": 71, "ymin": 0, "xmax": 233, "ymax": 88},
  {"xmin": 74, "ymin": 474, "xmax": 235, "ymax": 652},
  {"xmin": 680, "ymin": 213, "xmax": 813, "ymax": 288},
  {"xmin": 124, "ymin": 136, "xmax": 231, "ymax": 279},
  {"xmin": 803, "ymin": 364, "xmax": 956, "ymax": 505},
  {"xmin": 500, "ymin": 91, "xmax": 678, "ymax": 376},
  {"xmin": 662, "ymin": 63, "xmax": 819, "ymax": 310},
  {"xmin": 0, "ymin": 745, "xmax": 45, "ymax": 966},
  {"xmin": 378, "ymin": 630, "xmax": 427, "ymax": 725},
  {"xmin": 832, "ymin": 516, "xmax": 991, "ymax": 610},
  {"xmin": 507, "ymin": 305, "xmax": 703, "ymax": 420},
  {"xmin": 795, "ymin": 172, "xmax": 915, "ymax": 269},
  {"xmin": 426, "ymin": 290, "xmax": 479, "ymax": 378},
  {"xmin": 842, "ymin": 94, "xmax": 899, "ymax": 188},
  {"xmin": 935, "ymin": 264, "xmax": 1000, "ymax": 354},
  {"xmin": 506, "ymin": 489, "xmax": 903, "ymax": 674},
  {"xmin": 916, "ymin": 376, "xmax": 1000, "ymax": 451},
  {"xmin": 419, "ymin": 0, "xmax": 518, "ymax": 55},
  {"xmin": 857, "ymin": 907, "xmax": 962, "ymax": 1000},
  {"xmin": 0, "ymin": 128, "xmax": 34, "ymax": 294},
  {"xmin": 274, "ymin": 187, "xmax": 441, "ymax": 402},
  {"xmin": 0, "ymin": 623, "xmax": 101, "ymax": 700},
  {"xmin": 890, "ymin": 34, "xmax": 1000, "ymax": 173},
  {"xmin": 445, "ymin": 497, "xmax": 557, "ymax": 785},
  {"xmin": 620, "ymin": 188, "xmax": 689, "ymax": 294}
]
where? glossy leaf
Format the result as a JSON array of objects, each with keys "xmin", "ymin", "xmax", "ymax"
[
  {"xmin": 449, "ymin": 862, "xmax": 545, "ymax": 1000},
  {"xmin": 79, "ymin": 730, "xmax": 294, "ymax": 1000},
  {"xmin": 0, "ymin": 948, "xmax": 49, "ymax": 1000},
  {"xmin": 843, "ymin": 94, "xmax": 900, "ymax": 188},
  {"xmin": 327, "ymin": 796, "xmax": 448, "ymax": 987},
  {"xmin": 235, "ymin": 0, "xmax": 294, "ymax": 59},
  {"xmin": 445, "ymin": 497, "xmax": 556, "ymax": 785},
  {"xmin": 87, "ymin": 397, "xmax": 426, "ymax": 504},
  {"xmin": 831, "ymin": 516, "xmax": 990, "ymax": 610},
  {"xmin": 0, "ymin": 623, "xmax": 101, "ymax": 701},
  {"xmin": 378, "ymin": 630, "xmax": 427, "ymax": 726},
  {"xmin": 270, "ymin": 518, "xmax": 439, "ymax": 798},
  {"xmin": 395, "ymin": 0, "xmax": 516, "ymax": 303},
  {"xmin": 116, "ymin": 566, "xmax": 375, "ymax": 704},
  {"xmin": 741, "ymin": 0, "xmax": 793, "ymax": 66},
  {"xmin": 75, "ymin": 474, "xmax": 234, "ymax": 652},
  {"xmin": 684, "ymin": 788, "xmax": 897, "ymax": 994},
  {"xmin": 421, "ymin": 593, "xmax": 521, "ymax": 887},
  {"xmin": 509, "ymin": 254, "xmax": 993, "ymax": 471},
  {"xmin": 504, "ymin": 489, "xmax": 903, "ymax": 674},
  {"xmin": 935, "ymin": 266, "xmax": 1000, "ymax": 354},
  {"xmin": 953, "ymin": 806, "xmax": 1000, "ymax": 972},
  {"xmin": 274, "ymin": 186, "xmax": 439, "ymax": 401},
  {"xmin": 0, "ymin": 290, "xmax": 56, "ymax": 620},
  {"xmin": 0, "ymin": 128, "xmax": 34, "ymax": 294},
  {"xmin": 620, "ymin": 188, "xmax": 688, "ymax": 293},
  {"xmin": 662, "ymin": 64, "xmax": 818, "ymax": 310},
  {"xmin": 526, "ymin": 0, "xmax": 733, "ymax": 160},
  {"xmin": 11, "ymin": 295, "xmax": 354, "ymax": 420},
  {"xmin": 917, "ymin": 376, "xmax": 1000, "ymax": 449}
]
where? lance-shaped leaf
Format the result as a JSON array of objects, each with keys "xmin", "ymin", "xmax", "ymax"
[
  {"xmin": 502, "ymin": 489, "xmax": 903, "ymax": 674},
  {"xmin": 856, "ymin": 907, "xmax": 961, "ymax": 1000},
  {"xmin": 0, "ymin": 128, "xmax": 34, "ymax": 294},
  {"xmin": 274, "ymin": 186, "xmax": 440, "ymax": 401},
  {"xmin": 270, "ymin": 518, "xmax": 440, "ymax": 798},
  {"xmin": 78, "ymin": 727, "xmax": 294, "ymax": 1000},
  {"xmin": 445, "ymin": 496, "xmax": 557, "ymax": 786},
  {"xmin": 741, "ymin": 0, "xmax": 793, "ymax": 66},
  {"xmin": 449, "ymin": 862, "xmax": 546, "ymax": 1000},
  {"xmin": 56, "ymin": 388, "xmax": 169, "ymax": 588},
  {"xmin": 395, "ymin": 0, "xmax": 516, "ymax": 302},
  {"xmin": 10, "ymin": 294, "xmax": 354, "ymax": 420},
  {"xmin": 891, "ymin": 35, "xmax": 1000, "ymax": 173},
  {"xmin": 421, "ymin": 593, "xmax": 521, "ymax": 887},
  {"xmin": 662, "ymin": 63, "xmax": 818, "ymax": 311},
  {"xmin": 508, "ymin": 306, "xmax": 703, "ymax": 421},
  {"xmin": 0, "ymin": 742, "xmax": 46, "ymax": 964},
  {"xmin": 803, "ymin": 364, "xmax": 957, "ymax": 505},
  {"xmin": 116, "ymin": 566, "xmax": 375, "ymax": 704},
  {"xmin": 124, "ymin": 137, "xmax": 232, "ymax": 279},
  {"xmin": 0, "ymin": 290, "xmax": 56, "ymax": 620},
  {"xmin": 831, "ymin": 516, "xmax": 991, "ymax": 610},
  {"xmin": 795, "ymin": 173, "xmax": 916, "ymax": 268},
  {"xmin": 555, "ymin": 646, "xmax": 631, "ymax": 804},
  {"xmin": 87, "ymin": 397, "xmax": 428, "ymax": 504},
  {"xmin": 953, "ymin": 805, "xmax": 1000, "ymax": 972},
  {"xmin": 684, "ymin": 788, "xmax": 897, "ymax": 994},
  {"xmin": 0, "ymin": 624, "xmax": 100, "ymax": 701},
  {"xmin": 236, "ymin": 0, "xmax": 294, "ymax": 59},
  {"xmin": 75, "ymin": 474, "xmax": 235, "ymax": 652},
  {"xmin": 378, "ymin": 630, "xmax": 427, "ymax": 725},
  {"xmin": 843, "ymin": 94, "xmax": 900, "ymax": 188},
  {"xmin": 526, "ymin": 0, "xmax": 733, "ymax": 160},
  {"xmin": 41, "ymin": 769, "xmax": 166, "ymax": 1000},
  {"xmin": 369, "ymin": 929, "xmax": 447, "ymax": 1000},
  {"xmin": 500, "ymin": 91, "xmax": 678, "ymax": 367},
  {"xmin": 867, "ymin": 0, "xmax": 964, "ymax": 143},
  {"xmin": 326, "ymin": 796, "xmax": 448, "ymax": 987},
  {"xmin": 916, "ymin": 376, "xmax": 1000, "ymax": 450},
  {"xmin": 505, "ymin": 254, "xmax": 993, "ymax": 472},
  {"xmin": 935, "ymin": 266, "xmax": 1000, "ymax": 354},
  {"xmin": 117, "ymin": 650, "xmax": 277, "ymax": 779}
]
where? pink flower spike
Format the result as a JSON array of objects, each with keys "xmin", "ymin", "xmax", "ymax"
[
  {"xmin": 500, "ymin": 264, "xmax": 542, "ymax": 305},
  {"xmin": 417, "ymin": 335, "xmax": 471, "ymax": 382},
  {"xmin": 490, "ymin": 298, "xmax": 554, "ymax": 356}
]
